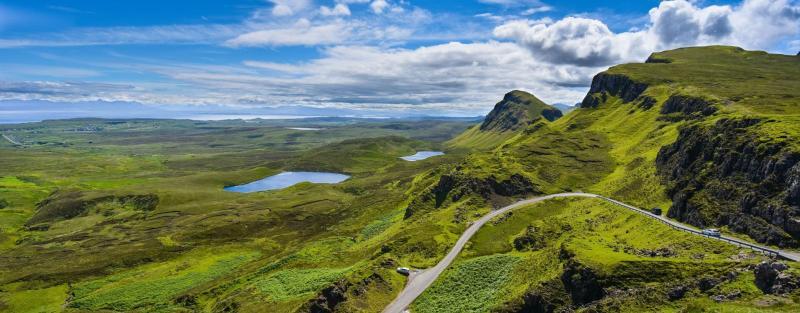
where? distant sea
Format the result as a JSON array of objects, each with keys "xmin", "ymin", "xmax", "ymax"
[{"xmin": 0, "ymin": 100, "xmax": 472, "ymax": 125}]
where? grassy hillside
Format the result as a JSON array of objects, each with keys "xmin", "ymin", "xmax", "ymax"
[
  {"xmin": 448, "ymin": 90, "xmax": 563, "ymax": 151},
  {"xmin": 0, "ymin": 118, "xmax": 472, "ymax": 312},
  {"xmin": 1, "ymin": 46, "xmax": 799, "ymax": 313},
  {"xmin": 402, "ymin": 46, "xmax": 800, "ymax": 312}
]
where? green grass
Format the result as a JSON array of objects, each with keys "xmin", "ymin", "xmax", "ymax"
[
  {"xmin": 438, "ymin": 197, "xmax": 787, "ymax": 312},
  {"xmin": 0, "ymin": 284, "xmax": 68, "ymax": 313},
  {"xmin": 252, "ymin": 267, "xmax": 351, "ymax": 302},
  {"xmin": 413, "ymin": 254, "xmax": 521, "ymax": 313},
  {"xmin": 71, "ymin": 248, "xmax": 259, "ymax": 311}
]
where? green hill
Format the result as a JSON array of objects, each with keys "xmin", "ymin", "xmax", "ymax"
[
  {"xmin": 448, "ymin": 90, "xmax": 563, "ymax": 150},
  {"xmin": 480, "ymin": 90, "xmax": 563, "ymax": 132},
  {"xmin": 402, "ymin": 46, "xmax": 800, "ymax": 312}
]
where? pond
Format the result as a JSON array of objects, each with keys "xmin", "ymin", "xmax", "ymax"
[
  {"xmin": 224, "ymin": 171, "xmax": 350, "ymax": 193},
  {"xmin": 400, "ymin": 151, "xmax": 445, "ymax": 161}
]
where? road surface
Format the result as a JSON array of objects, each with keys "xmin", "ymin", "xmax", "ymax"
[
  {"xmin": 382, "ymin": 193, "xmax": 597, "ymax": 313},
  {"xmin": 1, "ymin": 134, "xmax": 22, "ymax": 146},
  {"xmin": 383, "ymin": 192, "xmax": 800, "ymax": 313}
]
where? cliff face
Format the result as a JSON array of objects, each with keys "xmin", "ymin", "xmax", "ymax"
[
  {"xmin": 580, "ymin": 73, "xmax": 649, "ymax": 108},
  {"xmin": 576, "ymin": 47, "xmax": 800, "ymax": 247},
  {"xmin": 481, "ymin": 90, "xmax": 562, "ymax": 132},
  {"xmin": 656, "ymin": 118, "xmax": 800, "ymax": 247}
]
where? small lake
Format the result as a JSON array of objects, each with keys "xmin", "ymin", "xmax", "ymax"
[
  {"xmin": 400, "ymin": 151, "xmax": 445, "ymax": 161},
  {"xmin": 225, "ymin": 172, "xmax": 350, "ymax": 193}
]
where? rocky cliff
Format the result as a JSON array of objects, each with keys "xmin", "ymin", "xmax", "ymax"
[
  {"xmin": 580, "ymin": 73, "xmax": 650, "ymax": 108},
  {"xmin": 656, "ymin": 118, "xmax": 800, "ymax": 247}
]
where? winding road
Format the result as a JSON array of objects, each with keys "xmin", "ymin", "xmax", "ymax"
[
  {"xmin": 382, "ymin": 192, "xmax": 800, "ymax": 313},
  {"xmin": 1, "ymin": 134, "xmax": 22, "ymax": 146}
]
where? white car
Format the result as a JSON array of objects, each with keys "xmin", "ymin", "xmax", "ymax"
[
  {"xmin": 396, "ymin": 267, "xmax": 411, "ymax": 275},
  {"xmin": 702, "ymin": 229, "xmax": 721, "ymax": 237}
]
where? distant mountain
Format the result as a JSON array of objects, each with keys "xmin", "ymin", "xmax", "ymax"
[
  {"xmin": 552, "ymin": 103, "xmax": 578, "ymax": 113},
  {"xmin": 479, "ymin": 90, "xmax": 562, "ymax": 132}
]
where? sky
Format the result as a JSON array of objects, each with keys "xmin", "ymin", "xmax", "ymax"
[{"xmin": 0, "ymin": 0, "xmax": 799, "ymax": 121}]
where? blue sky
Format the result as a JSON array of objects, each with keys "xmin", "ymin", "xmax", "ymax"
[{"xmin": 0, "ymin": 0, "xmax": 799, "ymax": 120}]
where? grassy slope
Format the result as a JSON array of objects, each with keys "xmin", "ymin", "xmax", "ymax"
[
  {"xmin": 410, "ymin": 47, "xmax": 800, "ymax": 312},
  {"xmin": 1, "ymin": 47, "xmax": 798, "ymax": 312},
  {"xmin": 0, "ymin": 118, "xmax": 472, "ymax": 312}
]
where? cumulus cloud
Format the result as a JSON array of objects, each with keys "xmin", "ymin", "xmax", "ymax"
[
  {"xmin": 0, "ymin": 42, "xmax": 595, "ymax": 114},
  {"xmin": 495, "ymin": 0, "xmax": 800, "ymax": 67},
  {"xmin": 320, "ymin": 3, "xmax": 351, "ymax": 16},
  {"xmin": 370, "ymin": 0, "xmax": 389, "ymax": 14},
  {"xmin": 230, "ymin": 42, "xmax": 593, "ymax": 110},
  {"xmin": 2, "ymin": 0, "xmax": 799, "ymax": 116}
]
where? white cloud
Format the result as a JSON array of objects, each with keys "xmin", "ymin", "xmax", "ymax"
[
  {"xmin": 0, "ymin": 41, "xmax": 595, "ymax": 114},
  {"xmin": 1, "ymin": 0, "xmax": 799, "ymax": 116},
  {"xmin": 495, "ymin": 0, "xmax": 800, "ymax": 67},
  {"xmin": 225, "ymin": 19, "xmax": 350, "ymax": 47},
  {"xmin": 269, "ymin": 0, "xmax": 311, "ymax": 16},
  {"xmin": 320, "ymin": 3, "xmax": 351, "ymax": 16},
  {"xmin": 370, "ymin": 0, "xmax": 389, "ymax": 14},
  {"xmin": 521, "ymin": 6, "xmax": 552, "ymax": 15}
]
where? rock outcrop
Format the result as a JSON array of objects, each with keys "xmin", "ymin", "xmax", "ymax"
[
  {"xmin": 657, "ymin": 118, "xmax": 800, "ymax": 247},
  {"xmin": 659, "ymin": 95, "xmax": 718, "ymax": 117},
  {"xmin": 754, "ymin": 261, "xmax": 800, "ymax": 294},
  {"xmin": 580, "ymin": 73, "xmax": 649, "ymax": 108},
  {"xmin": 561, "ymin": 260, "xmax": 605, "ymax": 305},
  {"xmin": 302, "ymin": 273, "xmax": 388, "ymax": 313}
]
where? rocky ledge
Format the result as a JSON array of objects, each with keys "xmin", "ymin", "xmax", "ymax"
[{"xmin": 657, "ymin": 118, "xmax": 800, "ymax": 247}]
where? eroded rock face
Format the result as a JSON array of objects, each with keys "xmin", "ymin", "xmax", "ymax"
[
  {"xmin": 754, "ymin": 261, "xmax": 800, "ymax": 294},
  {"xmin": 561, "ymin": 260, "xmax": 605, "ymax": 305},
  {"xmin": 511, "ymin": 279, "xmax": 570, "ymax": 313},
  {"xmin": 580, "ymin": 73, "xmax": 649, "ymax": 108},
  {"xmin": 306, "ymin": 280, "xmax": 349, "ymax": 313},
  {"xmin": 656, "ymin": 118, "xmax": 800, "ymax": 247},
  {"xmin": 660, "ymin": 95, "xmax": 717, "ymax": 117}
]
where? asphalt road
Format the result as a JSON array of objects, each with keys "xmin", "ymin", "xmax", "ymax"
[
  {"xmin": 382, "ymin": 193, "xmax": 597, "ymax": 313},
  {"xmin": 382, "ymin": 192, "xmax": 800, "ymax": 313},
  {"xmin": 1, "ymin": 134, "xmax": 21, "ymax": 146}
]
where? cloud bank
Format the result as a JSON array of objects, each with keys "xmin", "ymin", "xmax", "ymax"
[
  {"xmin": 0, "ymin": 0, "xmax": 799, "ymax": 116},
  {"xmin": 495, "ymin": 0, "xmax": 800, "ymax": 66}
]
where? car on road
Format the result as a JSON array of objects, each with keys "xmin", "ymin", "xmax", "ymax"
[
  {"xmin": 396, "ymin": 267, "xmax": 411, "ymax": 275},
  {"xmin": 651, "ymin": 207, "xmax": 663, "ymax": 216},
  {"xmin": 702, "ymin": 228, "xmax": 721, "ymax": 237}
]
